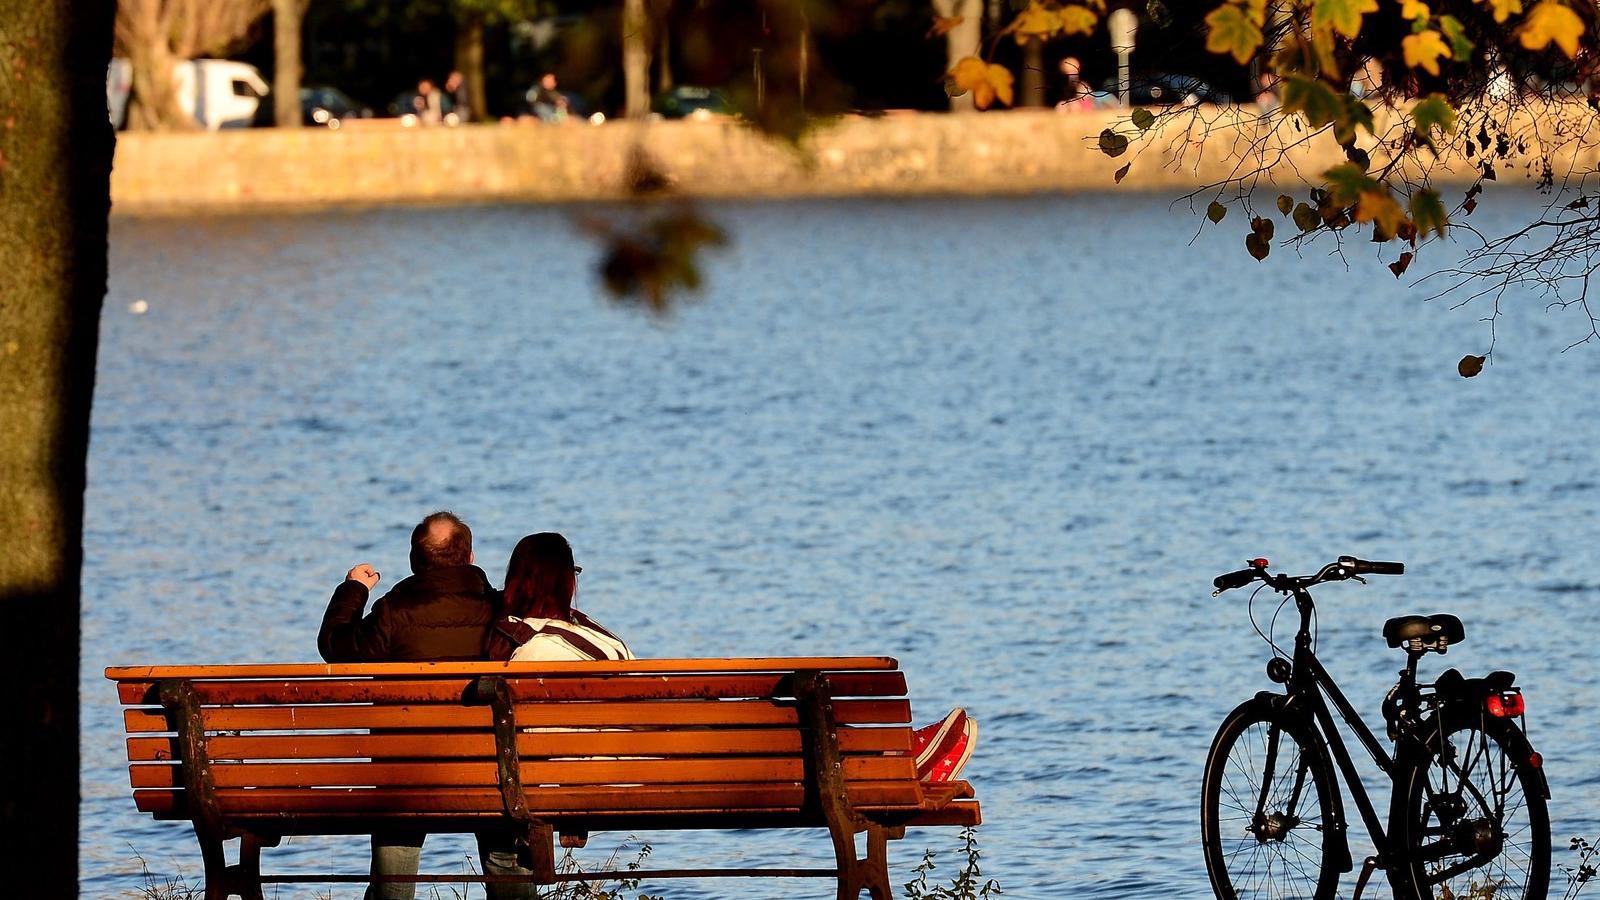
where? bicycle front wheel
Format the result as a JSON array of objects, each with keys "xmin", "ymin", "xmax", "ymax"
[
  {"xmin": 1394, "ymin": 715, "xmax": 1550, "ymax": 900},
  {"xmin": 1202, "ymin": 700, "xmax": 1341, "ymax": 900}
]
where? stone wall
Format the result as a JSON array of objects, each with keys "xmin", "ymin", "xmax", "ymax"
[{"xmin": 109, "ymin": 106, "xmax": 1567, "ymax": 214}]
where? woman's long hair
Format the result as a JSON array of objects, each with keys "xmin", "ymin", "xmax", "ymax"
[{"xmin": 501, "ymin": 532, "xmax": 577, "ymax": 622}]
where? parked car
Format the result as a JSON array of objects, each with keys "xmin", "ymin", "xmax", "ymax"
[
  {"xmin": 301, "ymin": 86, "xmax": 372, "ymax": 129},
  {"xmin": 107, "ymin": 58, "xmax": 268, "ymax": 130},
  {"xmin": 174, "ymin": 59, "xmax": 269, "ymax": 129},
  {"xmin": 1101, "ymin": 73, "xmax": 1232, "ymax": 106},
  {"xmin": 653, "ymin": 85, "xmax": 734, "ymax": 119}
]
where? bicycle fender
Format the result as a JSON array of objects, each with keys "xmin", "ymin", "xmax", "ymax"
[
  {"xmin": 1399, "ymin": 708, "xmax": 1551, "ymax": 801},
  {"xmin": 1225, "ymin": 693, "xmax": 1355, "ymax": 873}
]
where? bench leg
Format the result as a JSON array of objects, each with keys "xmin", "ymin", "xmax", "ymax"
[
  {"xmin": 196, "ymin": 832, "xmax": 271, "ymax": 900},
  {"xmin": 833, "ymin": 824, "xmax": 892, "ymax": 900}
]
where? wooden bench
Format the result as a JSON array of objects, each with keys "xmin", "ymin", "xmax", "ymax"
[{"xmin": 107, "ymin": 657, "xmax": 980, "ymax": 900}]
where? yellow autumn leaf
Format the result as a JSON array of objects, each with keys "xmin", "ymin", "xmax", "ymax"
[
  {"xmin": 1012, "ymin": 1, "xmax": 1062, "ymax": 42},
  {"xmin": 1206, "ymin": 3, "xmax": 1265, "ymax": 64},
  {"xmin": 1401, "ymin": 0, "xmax": 1430, "ymax": 19},
  {"xmin": 928, "ymin": 15, "xmax": 965, "ymax": 38},
  {"xmin": 1518, "ymin": 0, "xmax": 1585, "ymax": 56},
  {"xmin": 1354, "ymin": 189, "xmax": 1409, "ymax": 236},
  {"xmin": 1312, "ymin": 0, "xmax": 1379, "ymax": 39},
  {"xmin": 1060, "ymin": 4, "xmax": 1099, "ymax": 35},
  {"xmin": 1481, "ymin": 0, "xmax": 1523, "ymax": 23},
  {"xmin": 1403, "ymin": 30, "xmax": 1452, "ymax": 74},
  {"xmin": 951, "ymin": 56, "xmax": 1015, "ymax": 109}
]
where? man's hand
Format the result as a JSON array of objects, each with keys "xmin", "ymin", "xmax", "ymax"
[{"xmin": 346, "ymin": 564, "xmax": 380, "ymax": 590}]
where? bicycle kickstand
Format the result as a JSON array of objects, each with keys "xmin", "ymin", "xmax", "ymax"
[{"xmin": 1351, "ymin": 856, "xmax": 1382, "ymax": 900}]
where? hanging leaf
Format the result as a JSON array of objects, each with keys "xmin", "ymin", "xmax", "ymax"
[
  {"xmin": 1354, "ymin": 190, "xmax": 1409, "ymax": 237},
  {"xmin": 1207, "ymin": 200, "xmax": 1229, "ymax": 222},
  {"xmin": 1098, "ymin": 129, "xmax": 1130, "ymax": 157},
  {"xmin": 928, "ymin": 15, "xmax": 965, "ymax": 38},
  {"xmin": 1438, "ymin": 15, "xmax": 1476, "ymax": 58},
  {"xmin": 1409, "ymin": 189, "xmax": 1449, "ymax": 237},
  {"xmin": 950, "ymin": 57, "xmax": 1015, "ymax": 109},
  {"xmin": 1277, "ymin": 194, "xmax": 1295, "ymax": 214},
  {"xmin": 1403, "ymin": 29, "xmax": 1453, "ymax": 74},
  {"xmin": 1401, "ymin": 0, "xmax": 1431, "ymax": 20},
  {"xmin": 1458, "ymin": 354, "xmax": 1486, "ymax": 377},
  {"xmin": 1114, "ymin": 163, "xmax": 1132, "ymax": 183},
  {"xmin": 1482, "ymin": 0, "xmax": 1523, "ymax": 23},
  {"xmin": 1205, "ymin": 3, "xmax": 1265, "ymax": 64},
  {"xmin": 1060, "ymin": 4, "xmax": 1100, "ymax": 35},
  {"xmin": 1293, "ymin": 202, "xmax": 1321, "ymax": 232},
  {"xmin": 1131, "ymin": 107, "xmax": 1156, "ymax": 130},
  {"xmin": 1518, "ymin": 1, "xmax": 1585, "ymax": 57},
  {"xmin": 1389, "ymin": 251, "xmax": 1415, "ymax": 277},
  {"xmin": 1246, "ymin": 230, "xmax": 1272, "ymax": 260},
  {"xmin": 1411, "ymin": 94, "xmax": 1457, "ymax": 148},
  {"xmin": 1311, "ymin": 0, "xmax": 1379, "ymax": 39}
]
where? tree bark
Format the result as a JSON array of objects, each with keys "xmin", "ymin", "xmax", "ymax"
[
  {"xmin": 933, "ymin": 0, "xmax": 982, "ymax": 112},
  {"xmin": 273, "ymin": 0, "xmax": 302, "ymax": 127},
  {"xmin": 622, "ymin": 0, "xmax": 651, "ymax": 118},
  {"xmin": 0, "ymin": 2, "xmax": 115, "ymax": 893},
  {"xmin": 454, "ymin": 9, "xmax": 488, "ymax": 122},
  {"xmin": 1020, "ymin": 36, "xmax": 1045, "ymax": 107}
]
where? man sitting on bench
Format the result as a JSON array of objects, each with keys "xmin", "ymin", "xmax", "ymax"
[{"xmin": 318, "ymin": 510, "xmax": 533, "ymax": 900}]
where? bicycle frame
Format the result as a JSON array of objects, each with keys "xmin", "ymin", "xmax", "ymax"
[{"xmin": 1270, "ymin": 584, "xmax": 1412, "ymax": 874}]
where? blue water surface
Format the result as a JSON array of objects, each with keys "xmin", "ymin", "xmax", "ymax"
[{"xmin": 84, "ymin": 192, "xmax": 1600, "ymax": 898}]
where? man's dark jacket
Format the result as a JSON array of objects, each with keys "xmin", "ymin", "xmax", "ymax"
[{"xmin": 318, "ymin": 564, "xmax": 497, "ymax": 662}]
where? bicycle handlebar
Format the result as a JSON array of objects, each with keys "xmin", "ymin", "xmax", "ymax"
[
  {"xmin": 1212, "ymin": 556, "xmax": 1404, "ymax": 596},
  {"xmin": 1339, "ymin": 556, "xmax": 1404, "ymax": 576},
  {"xmin": 1213, "ymin": 568, "xmax": 1262, "ymax": 592}
]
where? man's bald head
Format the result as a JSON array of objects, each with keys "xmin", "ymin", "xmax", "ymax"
[{"xmin": 409, "ymin": 510, "xmax": 473, "ymax": 574}]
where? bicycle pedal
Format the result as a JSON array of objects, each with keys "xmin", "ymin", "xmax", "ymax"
[{"xmin": 1350, "ymin": 856, "xmax": 1382, "ymax": 900}]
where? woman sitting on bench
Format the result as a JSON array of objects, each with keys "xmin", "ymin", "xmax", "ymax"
[{"xmin": 484, "ymin": 532, "xmax": 632, "ymax": 662}]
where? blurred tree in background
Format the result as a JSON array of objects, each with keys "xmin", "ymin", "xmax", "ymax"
[{"xmin": 115, "ymin": 0, "xmax": 271, "ymax": 130}]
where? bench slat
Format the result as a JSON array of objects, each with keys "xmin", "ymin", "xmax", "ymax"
[
  {"xmin": 114, "ymin": 671, "xmax": 907, "ymax": 706},
  {"xmin": 106, "ymin": 658, "xmax": 898, "ymax": 681},
  {"xmin": 127, "ymin": 725, "xmax": 913, "ymax": 762},
  {"xmin": 128, "ymin": 755, "xmax": 916, "ymax": 789},
  {"xmin": 132, "ymin": 780, "xmax": 925, "ymax": 816},
  {"xmin": 122, "ymin": 698, "xmax": 911, "ymax": 733}
]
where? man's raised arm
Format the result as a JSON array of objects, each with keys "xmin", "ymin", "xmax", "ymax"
[{"xmin": 318, "ymin": 564, "xmax": 390, "ymax": 662}]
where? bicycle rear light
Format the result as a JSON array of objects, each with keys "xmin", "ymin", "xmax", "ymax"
[
  {"xmin": 1487, "ymin": 691, "xmax": 1526, "ymax": 718},
  {"xmin": 1529, "ymin": 751, "xmax": 1543, "ymax": 769},
  {"xmin": 1250, "ymin": 557, "xmax": 1269, "ymax": 568}
]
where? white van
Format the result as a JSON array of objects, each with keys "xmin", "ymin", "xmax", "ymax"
[{"xmin": 107, "ymin": 58, "xmax": 269, "ymax": 130}]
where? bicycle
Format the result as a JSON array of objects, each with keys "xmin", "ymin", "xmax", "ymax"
[{"xmin": 1199, "ymin": 556, "xmax": 1551, "ymax": 900}]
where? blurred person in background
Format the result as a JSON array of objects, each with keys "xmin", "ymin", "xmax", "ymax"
[
  {"xmin": 445, "ymin": 70, "xmax": 470, "ymax": 122},
  {"xmin": 1055, "ymin": 56, "xmax": 1094, "ymax": 112},
  {"xmin": 525, "ymin": 72, "xmax": 569, "ymax": 123},
  {"xmin": 413, "ymin": 78, "xmax": 444, "ymax": 125}
]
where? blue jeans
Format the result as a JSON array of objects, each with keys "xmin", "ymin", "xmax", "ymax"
[{"xmin": 366, "ymin": 829, "xmax": 535, "ymax": 900}]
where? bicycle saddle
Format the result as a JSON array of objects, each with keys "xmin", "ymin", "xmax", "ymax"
[{"xmin": 1383, "ymin": 614, "xmax": 1465, "ymax": 651}]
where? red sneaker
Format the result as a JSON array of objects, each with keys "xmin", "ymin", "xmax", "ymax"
[{"xmin": 914, "ymin": 708, "xmax": 977, "ymax": 783}]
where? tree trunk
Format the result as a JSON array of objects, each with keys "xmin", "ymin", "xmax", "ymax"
[
  {"xmin": 273, "ymin": 0, "xmax": 302, "ymax": 128},
  {"xmin": 0, "ymin": 2, "xmax": 116, "ymax": 893},
  {"xmin": 125, "ymin": 35, "xmax": 193, "ymax": 130},
  {"xmin": 622, "ymin": 0, "xmax": 651, "ymax": 118},
  {"xmin": 933, "ymin": 0, "xmax": 982, "ymax": 112},
  {"xmin": 656, "ymin": 19, "xmax": 672, "ymax": 93},
  {"xmin": 454, "ymin": 9, "xmax": 488, "ymax": 122},
  {"xmin": 1020, "ymin": 36, "xmax": 1045, "ymax": 106}
]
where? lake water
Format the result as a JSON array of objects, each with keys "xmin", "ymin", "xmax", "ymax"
[{"xmin": 84, "ymin": 192, "xmax": 1600, "ymax": 899}]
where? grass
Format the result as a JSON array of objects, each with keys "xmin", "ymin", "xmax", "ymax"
[{"xmin": 126, "ymin": 830, "xmax": 1002, "ymax": 900}]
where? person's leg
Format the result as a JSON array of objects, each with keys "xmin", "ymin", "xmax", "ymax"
[
  {"xmin": 477, "ymin": 828, "xmax": 537, "ymax": 900},
  {"xmin": 366, "ymin": 830, "xmax": 425, "ymax": 900}
]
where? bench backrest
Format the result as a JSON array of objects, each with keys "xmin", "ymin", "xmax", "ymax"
[{"xmin": 107, "ymin": 658, "xmax": 919, "ymax": 828}]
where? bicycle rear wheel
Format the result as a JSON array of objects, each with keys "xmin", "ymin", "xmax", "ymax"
[
  {"xmin": 1395, "ymin": 715, "xmax": 1550, "ymax": 900},
  {"xmin": 1202, "ymin": 701, "xmax": 1340, "ymax": 900}
]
